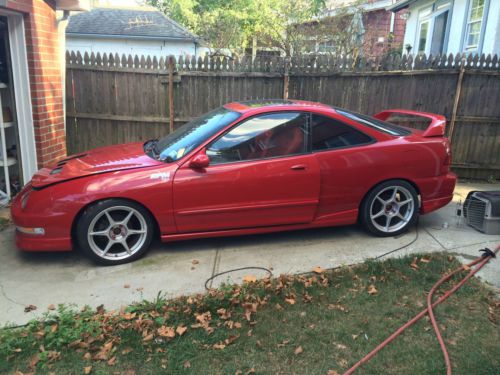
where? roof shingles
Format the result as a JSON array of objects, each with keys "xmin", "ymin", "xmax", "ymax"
[{"xmin": 66, "ymin": 8, "xmax": 197, "ymax": 41}]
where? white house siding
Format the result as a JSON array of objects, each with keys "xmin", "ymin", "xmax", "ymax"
[
  {"xmin": 403, "ymin": 0, "xmax": 499, "ymax": 56},
  {"xmin": 66, "ymin": 36, "xmax": 205, "ymax": 58}
]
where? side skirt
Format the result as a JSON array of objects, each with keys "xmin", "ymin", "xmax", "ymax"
[{"xmin": 161, "ymin": 209, "xmax": 358, "ymax": 243}]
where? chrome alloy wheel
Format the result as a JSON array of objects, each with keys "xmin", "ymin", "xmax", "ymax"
[
  {"xmin": 87, "ymin": 206, "xmax": 148, "ymax": 261},
  {"xmin": 369, "ymin": 186, "xmax": 415, "ymax": 234}
]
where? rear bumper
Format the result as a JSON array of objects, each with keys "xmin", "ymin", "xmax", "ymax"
[{"xmin": 420, "ymin": 172, "xmax": 457, "ymax": 214}]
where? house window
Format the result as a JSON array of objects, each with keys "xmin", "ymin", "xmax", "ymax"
[
  {"xmin": 418, "ymin": 20, "xmax": 430, "ymax": 53},
  {"xmin": 464, "ymin": 0, "xmax": 485, "ymax": 52},
  {"xmin": 415, "ymin": 2, "xmax": 451, "ymax": 55}
]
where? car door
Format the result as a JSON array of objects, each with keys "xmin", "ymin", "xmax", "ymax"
[
  {"xmin": 172, "ymin": 111, "xmax": 321, "ymax": 233},
  {"xmin": 309, "ymin": 113, "xmax": 379, "ymax": 220}
]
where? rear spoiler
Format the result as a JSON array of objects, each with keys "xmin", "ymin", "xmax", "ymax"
[{"xmin": 373, "ymin": 109, "xmax": 446, "ymax": 137}]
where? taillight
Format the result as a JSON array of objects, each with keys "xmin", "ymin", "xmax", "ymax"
[{"xmin": 442, "ymin": 142, "xmax": 451, "ymax": 173}]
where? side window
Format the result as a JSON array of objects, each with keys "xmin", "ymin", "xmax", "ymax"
[
  {"xmin": 311, "ymin": 114, "xmax": 372, "ymax": 151},
  {"xmin": 207, "ymin": 112, "xmax": 308, "ymax": 164}
]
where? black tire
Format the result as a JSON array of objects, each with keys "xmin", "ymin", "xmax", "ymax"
[
  {"xmin": 76, "ymin": 199, "xmax": 154, "ymax": 265},
  {"xmin": 360, "ymin": 180, "xmax": 419, "ymax": 237}
]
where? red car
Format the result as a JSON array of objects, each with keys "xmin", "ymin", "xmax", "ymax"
[{"xmin": 11, "ymin": 100, "xmax": 456, "ymax": 265}]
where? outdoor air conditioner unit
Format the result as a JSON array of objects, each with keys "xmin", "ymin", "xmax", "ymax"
[{"xmin": 464, "ymin": 191, "xmax": 500, "ymax": 235}]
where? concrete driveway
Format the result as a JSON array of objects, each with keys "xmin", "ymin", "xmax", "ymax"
[{"xmin": 1, "ymin": 182, "xmax": 499, "ymax": 326}]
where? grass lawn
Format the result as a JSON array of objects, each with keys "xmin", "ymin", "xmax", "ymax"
[{"xmin": 1, "ymin": 253, "xmax": 499, "ymax": 375}]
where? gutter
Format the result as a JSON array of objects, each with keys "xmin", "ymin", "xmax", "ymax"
[
  {"xmin": 66, "ymin": 32, "xmax": 198, "ymax": 43},
  {"xmin": 387, "ymin": 0, "xmax": 416, "ymax": 12}
]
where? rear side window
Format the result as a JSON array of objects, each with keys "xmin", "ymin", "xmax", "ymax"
[
  {"xmin": 337, "ymin": 109, "xmax": 411, "ymax": 136},
  {"xmin": 311, "ymin": 114, "xmax": 373, "ymax": 151}
]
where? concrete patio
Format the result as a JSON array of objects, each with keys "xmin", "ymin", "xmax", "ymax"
[{"xmin": 1, "ymin": 182, "xmax": 499, "ymax": 326}]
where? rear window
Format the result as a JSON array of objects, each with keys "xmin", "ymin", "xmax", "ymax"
[{"xmin": 336, "ymin": 109, "xmax": 412, "ymax": 136}]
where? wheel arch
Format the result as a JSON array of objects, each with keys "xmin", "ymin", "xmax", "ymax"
[
  {"xmin": 70, "ymin": 197, "xmax": 161, "ymax": 247},
  {"xmin": 358, "ymin": 178, "xmax": 421, "ymax": 218}
]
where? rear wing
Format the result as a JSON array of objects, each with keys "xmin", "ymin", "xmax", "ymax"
[{"xmin": 373, "ymin": 109, "xmax": 446, "ymax": 137}]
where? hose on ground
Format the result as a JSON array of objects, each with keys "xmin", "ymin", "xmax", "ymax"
[{"xmin": 344, "ymin": 244, "xmax": 499, "ymax": 375}]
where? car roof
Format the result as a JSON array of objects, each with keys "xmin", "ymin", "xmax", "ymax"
[{"xmin": 223, "ymin": 99, "xmax": 334, "ymax": 113}]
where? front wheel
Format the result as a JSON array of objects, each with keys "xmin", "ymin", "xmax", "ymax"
[
  {"xmin": 76, "ymin": 199, "xmax": 154, "ymax": 265},
  {"xmin": 361, "ymin": 180, "xmax": 419, "ymax": 237}
]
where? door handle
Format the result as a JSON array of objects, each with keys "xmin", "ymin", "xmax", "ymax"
[{"xmin": 291, "ymin": 164, "xmax": 307, "ymax": 170}]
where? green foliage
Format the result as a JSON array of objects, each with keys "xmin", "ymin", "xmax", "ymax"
[{"xmin": 146, "ymin": 0, "xmax": 330, "ymax": 56}]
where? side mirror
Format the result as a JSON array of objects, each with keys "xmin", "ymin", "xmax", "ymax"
[{"xmin": 189, "ymin": 154, "xmax": 210, "ymax": 169}]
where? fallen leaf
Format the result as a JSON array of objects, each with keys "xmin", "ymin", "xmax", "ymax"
[
  {"xmin": 123, "ymin": 312, "xmax": 136, "ymax": 320},
  {"xmin": 420, "ymin": 257, "xmax": 431, "ymax": 263},
  {"xmin": 294, "ymin": 346, "xmax": 303, "ymax": 355},
  {"xmin": 213, "ymin": 343, "xmax": 226, "ymax": 350},
  {"xmin": 410, "ymin": 257, "xmax": 419, "ymax": 270},
  {"xmin": 50, "ymin": 324, "xmax": 58, "ymax": 333},
  {"xmin": 234, "ymin": 322, "xmax": 242, "ymax": 329},
  {"xmin": 24, "ymin": 305, "xmax": 37, "ymax": 313},
  {"xmin": 367, "ymin": 285, "xmax": 378, "ymax": 295},
  {"xmin": 176, "ymin": 325, "xmax": 187, "ymax": 336},
  {"xmin": 192, "ymin": 259, "xmax": 199, "ymax": 265},
  {"xmin": 246, "ymin": 368, "xmax": 256, "ymax": 375},
  {"xmin": 225, "ymin": 334, "xmax": 240, "ymax": 346},
  {"xmin": 336, "ymin": 343, "xmax": 347, "ymax": 350},
  {"xmin": 157, "ymin": 326, "xmax": 175, "ymax": 338},
  {"xmin": 121, "ymin": 348, "xmax": 133, "ymax": 355},
  {"xmin": 285, "ymin": 295, "xmax": 296, "ymax": 305},
  {"xmin": 83, "ymin": 352, "xmax": 92, "ymax": 360},
  {"xmin": 30, "ymin": 353, "xmax": 40, "ymax": 368},
  {"xmin": 47, "ymin": 304, "xmax": 56, "ymax": 311},
  {"xmin": 183, "ymin": 361, "xmax": 191, "ymax": 368},
  {"xmin": 123, "ymin": 284, "xmax": 131, "ymax": 289},
  {"xmin": 107, "ymin": 356, "xmax": 116, "ymax": 366},
  {"xmin": 313, "ymin": 266, "xmax": 325, "ymax": 274},
  {"xmin": 277, "ymin": 340, "xmax": 290, "ymax": 348},
  {"xmin": 143, "ymin": 333, "xmax": 154, "ymax": 342},
  {"xmin": 84, "ymin": 366, "xmax": 92, "ymax": 374},
  {"xmin": 243, "ymin": 275, "xmax": 257, "ymax": 283},
  {"xmin": 327, "ymin": 370, "xmax": 339, "ymax": 375}
]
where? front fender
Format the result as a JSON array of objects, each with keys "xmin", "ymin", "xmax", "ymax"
[{"xmin": 17, "ymin": 164, "xmax": 179, "ymax": 244}]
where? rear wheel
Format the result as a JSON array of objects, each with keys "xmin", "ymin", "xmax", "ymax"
[
  {"xmin": 361, "ymin": 180, "xmax": 418, "ymax": 237},
  {"xmin": 76, "ymin": 199, "xmax": 154, "ymax": 265}
]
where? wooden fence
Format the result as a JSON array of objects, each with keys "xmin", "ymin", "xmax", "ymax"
[{"xmin": 66, "ymin": 51, "xmax": 500, "ymax": 180}]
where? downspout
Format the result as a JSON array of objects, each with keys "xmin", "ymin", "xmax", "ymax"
[{"xmin": 57, "ymin": 10, "xmax": 70, "ymax": 134}]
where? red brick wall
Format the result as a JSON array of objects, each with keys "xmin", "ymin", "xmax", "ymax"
[
  {"xmin": 6, "ymin": 0, "xmax": 66, "ymax": 168},
  {"xmin": 362, "ymin": 9, "xmax": 407, "ymax": 59}
]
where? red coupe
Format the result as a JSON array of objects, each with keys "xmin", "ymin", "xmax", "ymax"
[{"xmin": 11, "ymin": 100, "xmax": 456, "ymax": 265}]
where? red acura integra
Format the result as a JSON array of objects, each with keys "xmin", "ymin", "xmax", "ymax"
[{"xmin": 12, "ymin": 100, "xmax": 456, "ymax": 265}]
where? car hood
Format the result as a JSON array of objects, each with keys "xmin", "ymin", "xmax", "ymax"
[{"xmin": 31, "ymin": 142, "xmax": 163, "ymax": 188}]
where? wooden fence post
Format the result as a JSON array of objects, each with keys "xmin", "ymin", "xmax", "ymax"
[
  {"xmin": 449, "ymin": 58, "xmax": 466, "ymax": 142},
  {"xmin": 168, "ymin": 56, "xmax": 175, "ymax": 133},
  {"xmin": 283, "ymin": 57, "xmax": 290, "ymax": 100}
]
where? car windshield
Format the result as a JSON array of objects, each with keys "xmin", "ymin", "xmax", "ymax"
[{"xmin": 153, "ymin": 107, "xmax": 241, "ymax": 162}]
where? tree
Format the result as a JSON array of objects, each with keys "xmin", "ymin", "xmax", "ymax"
[{"xmin": 146, "ymin": 0, "xmax": 367, "ymax": 58}]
